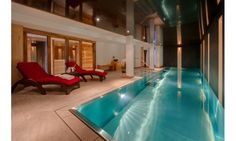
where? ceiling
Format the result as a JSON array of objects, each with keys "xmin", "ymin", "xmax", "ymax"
[
  {"xmin": 92, "ymin": 0, "xmax": 199, "ymax": 27},
  {"xmin": 135, "ymin": 0, "xmax": 199, "ymax": 26},
  {"xmin": 21, "ymin": 0, "xmax": 200, "ymax": 27}
]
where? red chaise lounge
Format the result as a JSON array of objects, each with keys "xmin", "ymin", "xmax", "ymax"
[
  {"xmin": 12, "ymin": 62, "xmax": 80, "ymax": 94},
  {"xmin": 65, "ymin": 61, "xmax": 107, "ymax": 82}
]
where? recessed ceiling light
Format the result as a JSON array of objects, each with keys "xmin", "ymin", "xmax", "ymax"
[{"xmin": 96, "ymin": 17, "xmax": 100, "ymax": 22}]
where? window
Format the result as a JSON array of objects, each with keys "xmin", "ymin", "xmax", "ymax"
[
  {"xmin": 69, "ymin": 40, "xmax": 80, "ymax": 65},
  {"xmin": 26, "ymin": 33, "xmax": 48, "ymax": 71},
  {"xmin": 51, "ymin": 37, "xmax": 66, "ymax": 74},
  {"xmin": 24, "ymin": 28, "xmax": 96, "ymax": 74}
]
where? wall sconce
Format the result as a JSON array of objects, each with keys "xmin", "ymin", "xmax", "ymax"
[
  {"xmin": 177, "ymin": 47, "xmax": 182, "ymax": 89},
  {"xmin": 177, "ymin": 24, "xmax": 182, "ymax": 45}
]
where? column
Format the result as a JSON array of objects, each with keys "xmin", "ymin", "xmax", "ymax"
[
  {"xmin": 125, "ymin": 0, "xmax": 134, "ymax": 77},
  {"xmin": 155, "ymin": 25, "xmax": 163, "ymax": 68},
  {"xmin": 149, "ymin": 18, "xmax": 154, "ymax": 69}
]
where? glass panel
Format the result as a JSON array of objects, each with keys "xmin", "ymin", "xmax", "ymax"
[
  {"xmin": 51, "ymin": 37, "xmax": 66, "ymax": 74},
  {"xmin": 81, "ymin": 41, "xmax": 94, "ymax": 70},
  {"xmin": 69, "ymin": 40, "xmax": 80, "ymax": 65},
  {"xmin": 26, "ymin": 33, "xmax": 48, "ymax": 71}
]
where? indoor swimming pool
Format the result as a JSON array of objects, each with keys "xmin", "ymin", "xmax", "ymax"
[{"xmin": 70, "ymin": 68, "xmax": 224, "ymax": 141}]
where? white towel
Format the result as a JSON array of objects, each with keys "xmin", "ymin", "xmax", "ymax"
[
  {"xmin": 66, "ymin": 67, "xmax": 75, "ymax": 73},
  {"xmin": 55, "ymin": 74, "xmax": 75, "ymax": 80},
  {"xmin": 95, "ymin": 69, "xmax": 104, "ymax": 73}
]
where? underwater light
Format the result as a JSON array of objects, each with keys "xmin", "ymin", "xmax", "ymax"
[{"xmin": 120, "ymin": 94, "xmax": 125, "ymax": 99}]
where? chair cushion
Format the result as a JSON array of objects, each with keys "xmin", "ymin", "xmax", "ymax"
[
  {"xmin": 36, "ymin": 76, "xmax": 80, "ymax": 86},
  {"xmin": 66, "ymin": 61, "xmax": 108, "ymax": 77},
  {"xmin": 17, "ymin": 62, "xmax": 49, "ymax": 80},
  {"xmin": 17, "ymin": 62, "xmax": 80, "ymax": 86},
  {"xmin": 65, "ymin": 61, "xmax": 76, "ymax": 68},
  {"xmin": 66, "ymin": 61, "xmax": 83, "ymax": 73},
  {"xmin": 94, "ymin": 71, "xmax": 107, "ymax": 77}
]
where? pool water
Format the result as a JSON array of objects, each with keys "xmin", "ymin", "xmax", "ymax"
[{"xmin": 71, "ymin": 68, "xmax": 224, "ymax": 141}]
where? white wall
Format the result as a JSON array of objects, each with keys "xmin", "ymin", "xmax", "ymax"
[
  {"xmin": 135, "ymin": 24, "xmax": 142, "ymax": 40},
  {"xmin": 96, "ymin": 15, "xmax": 125, "ymax": 35},
  {"xmin": 134, "ymin": 39, "xmax": 150, "ymax": 67},
  {"xmin": 134, "ymin": 45, "xmax": 141, "ymax": 67},
  {"xmin": 155, "ymin": 25, "xmax": 164, "ymax": 67},
  {"xmin": 96, "ymin": 41, "xmax": 125, "ymax": 65}
]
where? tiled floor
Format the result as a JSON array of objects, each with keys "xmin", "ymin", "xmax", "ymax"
[{"xmin": 12, "ymin": 68, "xmax": 162, "ymax": 141}]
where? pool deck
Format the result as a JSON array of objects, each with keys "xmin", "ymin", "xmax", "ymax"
[{"xmin": 12, "ymin": 68, "xmax": 163, "ymax": 141}]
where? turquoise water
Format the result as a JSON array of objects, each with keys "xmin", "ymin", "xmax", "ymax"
[{"xmin": 74, "ymin": 68, "xmax": 224, "ymax": 141}]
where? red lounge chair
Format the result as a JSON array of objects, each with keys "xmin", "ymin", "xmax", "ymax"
[
  {"xmin": 65, "ymin": 61, "xmax": 107, "ymax": 82},
  {"xmin": 12, "ymin": 62, "xmax": 80, "ymax": 95}
]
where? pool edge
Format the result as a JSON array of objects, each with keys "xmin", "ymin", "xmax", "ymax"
[{"xmin": 69, "ymin": 108, "xmax": 116, "ymax": 141}]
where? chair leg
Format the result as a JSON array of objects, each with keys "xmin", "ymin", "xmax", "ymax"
[
  {"xmin": 12, "ymin": 79, "xmax": 46, "ymax": 95},
  {"xmin": 90, "ymin": 75, "xmax": 93, "ymax": 79},
  {"xmin": 63, "ymin": 82, "xmax": 80, "ymax": 95},
  {"xmin": 65, "ymin": 88, "xmax": 71, "ymax": 95},
  {"xmin": 81, "ymin": 75, "xmax": 87, "ymax": 82},
  {"xmin": 99, "ymin": 76, "xmax": 103, "ymax": 81},
  {"xmin": 36, "ymin": 84, "xmax": 46, "ymax": 95},
  {"xmin": 65, "ymin": 86, "xmax": 74, "ymax": 95},
  {"xmin": 39, "ymin": 87, "xmax": 46, "ymax": 95},
  {"xmin": 12, "ymin": 80, "xmax": 22, "ymax": 93}
]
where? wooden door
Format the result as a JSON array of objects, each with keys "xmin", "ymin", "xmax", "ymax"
[{"xmin": 81, "ymin": 41, "xmax": 95, "ymax": 70}]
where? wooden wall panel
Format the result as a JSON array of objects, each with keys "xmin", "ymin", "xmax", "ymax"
[
  {"xmin": 12, "ymin": 24, "xmax": 24, "ymax": 85},
  {"xmin": 81, "ymin": 42, "xmax": 94, "ymax": 70}
]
